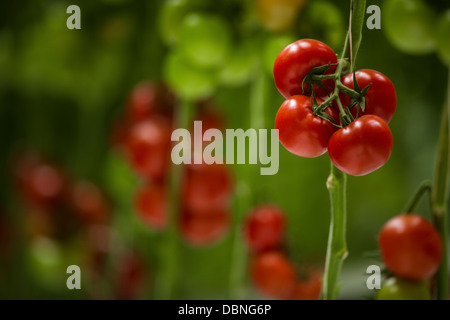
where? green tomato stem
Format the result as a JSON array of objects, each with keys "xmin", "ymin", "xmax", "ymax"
[
  {"xmin": 322, "ymin": 163, "xmax": 348, "ymax": 300},
  {"xmin": 402, "ymin": 180, "xmax": 432, "ymax": 214},
  {"xmin": 154, "ymin": 99, "xmax": 194, "ymax": 300},
  {"xmin": 431, "ymin": 74, "xmax": 450, "ymax": 300}
]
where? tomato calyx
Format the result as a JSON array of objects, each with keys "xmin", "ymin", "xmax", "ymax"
[{"xmin": 305, "ymin": 63, "xmax": 372, "ymax": 128}]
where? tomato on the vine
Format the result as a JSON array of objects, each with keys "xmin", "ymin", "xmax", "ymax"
[
  {"xmin": 244, "ymin": 205, "xmax": 285, "ymax": 253},
  {"xmin": 182, "ymin": 163, "xmax": 233, "ymax": 213},
  {"xmin": 135, "ymin": 182, "xmax": 167, "ymax": 230},
  {"xmin": 251, "ymin": 251, "xmax": 297, "ymax": 299},
  {"xmin": 376, "ymin": 277, "xmax": 431, "ymax": 300},
  {"xmin": 180, "ymin": 209, "xmax": 229, "ymax": 246},
  {"xmin": 275, "ymin": 95, "xmax": 338, "ymax": 158},
  {"xmin": 69, "ymin": 181, "xmax": 109, "ymax": 226},
  {"xmin": 125, "ymin": 117, "xmax": 172, "ymax": 180},
  {"xmin": 340, "ymin": 69, "xmax": 397, "ymax": 124},
  {"xmin": 328, "ymin": 115, "xmax": 393, "ymax": 176},
  {"xmin": 273, "ymin": 39, "xmax": 337, "ymax": 99},
  {"xmin": 378, "ymin": 214, "xmax": 442, "ymax": 281},
  {"xmin": 262, "ymin": 34, "xmax": 297, "ymax": 76}
]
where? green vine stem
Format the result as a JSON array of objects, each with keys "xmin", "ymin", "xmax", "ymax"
[
  {"xmin": 154, "ymin": 99, "xmax": 194, "ymax": 300},
  {"xmin": 402, "ymin": 181, "xmax": 432, "ymax": 214},
  {"xmin": 322, "ymin": 0, "xmax": 366, "ymax": 300},
  {"xmin": 431, "ymin": 71, "xmax": 449, "ymax": 300}
]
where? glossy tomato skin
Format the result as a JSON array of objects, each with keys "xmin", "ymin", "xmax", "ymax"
[
  {"xmin": 182, "ymin": 163, "xmax": 233, "ymax": 213},
  {"xmin": 135, "ymin": 182, "xmax": 167, "ymax": 230},
  {"xmin": 125, "ymin": 117, "xmax": 172, "ymax": 180},
  {"xmin": 244, "ymin": 205, "xmax": 285, "ymax": 253},
  {"xmin": 328, "ymin": 115, "xmax": 393, "ymax": 176},
  {"xmin": 273, "ymin": 39, "xmax": 337, "ymax": 99},
  {"xmin": 251, "ymin": 251, "xmax": 297, "ymax": 299},
  {"xmin": 340, "ymin": 69, "xmax": 397, "ymax": 124},
  {"xmin": 180, "ymin": 209, "xmax": 229, "ymax": 246},
  {"xmin": 376, "ymin": 277, "xmax": 431, "ymax": 300},
  {"xmin": 378, "ymin": 214, "xmax": 443, "ymax": 281},
  {"xmin": 275, "ymin": 95, "xmax": 338, "ymax": 158}
]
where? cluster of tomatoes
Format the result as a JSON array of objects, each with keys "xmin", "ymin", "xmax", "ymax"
[
  {"xmin": 274, "ymin": 39, "xmax": 397, "ymax": 176},
  {"xmin": 243, "ymin": 205, "xmax": 322, "ymax": 300},
  {"xmin": 114, "ymin": 81, "xmax": 234, "ymax": 246},
  {"xmin": 376, "ymin": 213, "xmax": 443, "ymax": 300}
]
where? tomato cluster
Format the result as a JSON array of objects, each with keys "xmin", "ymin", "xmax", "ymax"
[
  {"xmin": 274, "ymin": 39, "xmax": 396, "ymax": 176},
  {"xmin": 376, "ymin": 213, "xmax": 442, "ymax": 300},
  {"xmin": 115, "ymin": 82, "xmax": 233, "ymax": 246},
  {"xmin": 243, "ymin": 204, "xmax": 322, "ymax": 300}
]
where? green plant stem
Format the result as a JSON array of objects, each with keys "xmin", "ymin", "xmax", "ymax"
[
  {"xmin": 322, "ymin": 164, "xmax": 348, "ymax": 300},
  {"xmin": 322, "ymin": 0, "xmax": 366, "ymax": 300},
  {"xmin": 402, "ymin": 180, "xmax": 432, "ymax": 214},
  {"xmin": 431, "ymin": 75, "xmax": 450, "ymax": 300},
  {"xmin": 154, "ymin": 99, "xmax": 194, "ymax": 300}
]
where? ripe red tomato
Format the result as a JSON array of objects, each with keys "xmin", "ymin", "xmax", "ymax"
[
  {"xmin": 340, "ymin": 69, "xmax": 397, "ymax": 124},
  {"xmin": 328, "ymin": 115, "xmax": 393, "ymax": 176},
  {"xmin": 378, "ymin": 214, "xmax": 443, "ymax": 281},
  {"xmin": 288, "ymin": 269, "xmax": 322, "ymax": 300},
  {"xmin": 182, "ymin": 163, "xmax": 233, "ymax": 213},
  {"xmin": 275, "ymin": 95, "xmax": 338, "ymax": 158},
  {"xmin": 135, "ymin": 182, "xmax": 167, "ymax": 230},
  {"xmin": 125, "ymin": 81, "xmax": 160, "ymax": 123},
  {"xmin": 273, "ymin": 39, "xmax": 337, "ymax": 99},
  {"xmin": 125, "ymin": 117, "xmax": 172, "ymax": 180},
  {"xmin": 69, "ymin": 181, "xmax": 109, "ymax": 225},
  {"xmin": 251, "ymin": 251, "xmax": 297, "ymax": 299},
  {"xmin": 244, "ymin": 205, "xmax": 285, "ymax": 253},
  {"xmin": 116, "ymin": 252, "xmax": 147, "ymax": 300},
  {"xmin": 180, "ymin": 209, "xmax": 229, "ymax": 246}
]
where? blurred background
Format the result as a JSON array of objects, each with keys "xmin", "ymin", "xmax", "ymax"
[{"xmin": 0, "ymin": 0, "xmax": 449, "ymax": 299}]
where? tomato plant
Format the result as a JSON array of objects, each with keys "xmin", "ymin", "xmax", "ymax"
[
  {"xmin": 378, "ymin": 214, "xmax": 443, "ymax": 281},
  {"xmin": 340, "ymin": 69, "xmax": 397, "ymax": 124},
  {"xmin": 275, "ymin": 95, "xmax": 338, "ymax": 158},
  {"xmin": 376, "ymin": 277, "xmax": 431, "ymax": 300},
  {"xmin": 262, "ymin": 34, "xmax": 297, "ymax": 76},
  {"xmin": 243, "ymin": 205, "xmax": 285, "ymax": 253},
  {"xmin": 328, "ymin": 115, "xmax": 393, "ymax": 176},
  {"xmin": 251, "ymin": 251, "xmax": 297, "ymax": 299},
  {"xmin": 273, "ymin": 39, "xmax": 337, "ymax": 99}
]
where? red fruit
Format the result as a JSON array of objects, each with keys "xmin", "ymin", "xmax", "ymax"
[
  {"xmin": 273, "ymin": 39, "xmax": 337, "ymax": 98},
  {"xmin": 378, "ymin": 214, "xmax": 443, "ymax": 281},
  {"xmin": 340, "ymin": 69, "xmax": 397, "ymax": 124},
  {"xmin": 288, "ymin": 270, "xmax": 322, "ymax": 300},
  {"xmin": 116, "ymin": 252, "xmax": 147, "ymax": 300},
  {"xmin": 70, "ymin": 181, "xmax": 109, "ymax": 225},
  {"xmin": 244, "ymin": 205, "xmax": 285, "ymax": 252},
  {"xmin": 135, "ymin": 183, "xmax": 167, "ymax": 230},
  {"xmin": 126, "ymin": 81, "xmax": 160, "ymax": 122},
  {"xmin": 275, "ymin": 95, "xmax": 338, "ymax": 158},
  {"xmin": 182, "ymin": 163, "xmax": 233, "ymax": 213},
  {"xmin": 251, "ymin": 251, "xmax": 297, "ymax": 299},
  {"xmin": 328, "ymin": 115, "xmax": 393, "ymax": 176},
  {"xmin": 125, "ymin": 117, "xmax": 172, "ymax": 180},
  {"xmin": 180, "ymin": 209, "xmax": 229, "ymax": 246}
]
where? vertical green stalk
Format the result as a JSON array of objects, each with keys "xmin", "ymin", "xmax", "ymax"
[
  {"xmin": 322, "ymin": 0, "xmax": 365, "ymax": 300},
  {"xmin": 154, "ymin": 99, "xmax": 194, "ymax": 300},
  {"xmin": 431, "ymin": 71, "xmax": 450, "ymax": 300},
  {"xmin": 228, "ymin": 65, "xmax": 268, "ymax": 299}
]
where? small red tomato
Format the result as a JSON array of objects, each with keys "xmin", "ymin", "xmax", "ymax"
[
  {"xmin": 244, "ymin": 205, "xmax": 285, "ymax": 252},
  {"xmin": 273, "ymin": 39, "xmax": 337, "ymax": 99},
  {"xmin": 275, "ymin": 95, "xmax": 338, "ymax": 158},
  {"xmin": 116, "ymin": 252, "xmax": 147, "ymax": 300},
  {"xmin": 182, "ymin": 163, "xmax": 233, "ymax": 213},
  {"xmin": 378, "ymin": 214, "xmax": 443, "ymax": 281},
  {"xmin": 125, "ymin": 117, "xmax": 172, "ymax": 180},
  {"xmin": 180, "ymin": 209, "xmax": 229, "ymax": 246},
  {"xmin": 69, "ymin": 181, "xmax": 109, "ymax": 225},
  {"xmin": 135, "ymin": 182, "xmax": 167, "ymax": 230},
  {"xmin": 328, "ymin": 115, "xmax": 393, "ymax": 176},
  {"xmin": 251, "ymin": 251, "xmax": 297, "ymax": 299},
  {"xmin": 288, "ymin": 269, "xmax": 322, "ymax": 300},
  {"xmin": 125, "ymin": 81, "xmax": 160, "ymax": 122},
  {"xmin": 340, "ymin": 69, "xmax": 397, "ymax": 124}
]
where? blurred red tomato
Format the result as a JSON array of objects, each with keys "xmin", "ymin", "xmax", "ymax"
[
  {"xmin": 116, "ymin": 252, "xmax": 147, "ymax": 300},
  {"xmin": 180, "ymin": 209, "xmax": 229, "ymax": 246},
  {"xmin": 69, "ymin": 181, "xmax": 109, "ymax": 225},
  {"xmin": 288, "ymin": 269, "xmax": 322, "ymax": 300},
  {"xmin": 135, "ymin": 182, "xmax": 168, "ymax": 230}
]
